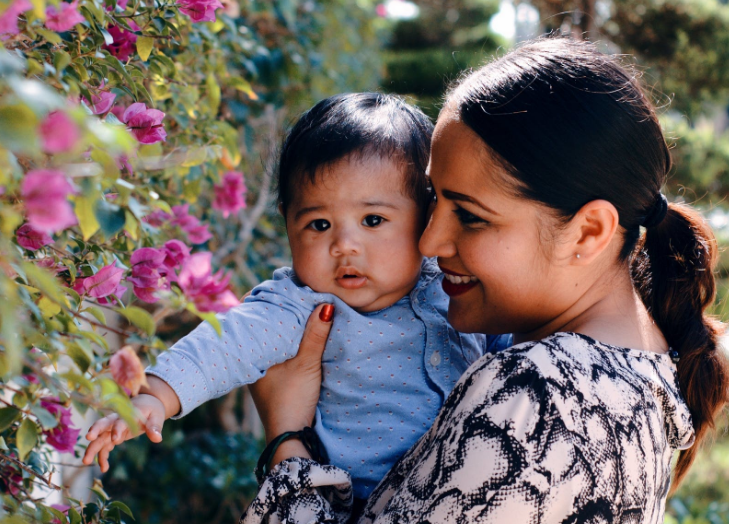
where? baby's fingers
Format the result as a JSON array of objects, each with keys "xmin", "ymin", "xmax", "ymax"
[
  {"xmin": 111, "ymin": 418, "xmax": 133, "ymax": 444},
  {"xmin": 82, "ymin": 431, "xmax": 113, "ymax": 466},
  {"xmin": 85, "ymin": 414, "xmax": 119, "ymax": 441},
  {"xmin": 97, "ymin": 439, "xmax": 116, "ymax": 473}
]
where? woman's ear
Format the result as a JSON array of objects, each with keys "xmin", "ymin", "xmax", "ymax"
[{"xmin": 568, "ymin": 199, "xmax": 620, "ymax": 264}]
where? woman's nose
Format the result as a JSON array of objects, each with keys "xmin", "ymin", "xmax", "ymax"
[
  {"xmin": 419, "ymin": 206, "xmax": 457, "ymax": 259},
  {"xmin": 330, "ymin": 228, "xmax": 362, "ymax": 257}
]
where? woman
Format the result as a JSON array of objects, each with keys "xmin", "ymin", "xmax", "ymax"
[{"xmin": 243, "ymin": 37, "xmax": 729, "ymax": 523}]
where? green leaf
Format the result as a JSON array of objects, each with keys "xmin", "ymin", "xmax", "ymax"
[
  {"xmin": 60, "ymin": 372, "xmax": 94, "ymax": 393},
  {"xmin": 68, "ymin": 506, "xmax": 82, "ymax": 524},
  {"xmin": 94, "ymin": 199, "xmax": 126, "ymax": 237},
  {"xmin": 90, "ymin": 485, "xmax": 109, "ymax": 502},
  {"xmin": 36, "ymin": 27, "xmax": 62, "ymax": 44},
  {"xmin": 53, "ymin": 51, "xmax": 72, "ymax": 73},
  {"xmin": 82, "ymin": 306, "xmax": 106, "ymax": 325},
  {"xmin": 16, "ymin": 418, "xmax": 39, "ymax": 461},
  {"xmin": 0, "ymin": 104, "xmax": 39, "ymax": 152},
  {"xmin": 116, "ymin": 306, "xmax": 155, "ymax": 336},
  {"xmin": 108, "ymin": 501, "xmax": 134, "ymax": 520},
  {"xmin": 206, "ymin": 73, "xmax": 221, "ymax": 116},
  {"xmin": 38, "ymin": 296, "xmax": 61, "ymax": 318},
  {"xmin": 136, "ymin": 36, "xmax": 154, "ymax": 61},
  {"xmin": 67, "ymin": 342, "xmax": 92, "ymax": 373},
  {"xmin": 78, "ymin": 330, "xmax": 110, "ymax": 352},
  {"xmin": 24, "ymin": 262, "xmax": 67, "ymax": 304},
  {"xmin": 73, "ymin": 195, "xmax": 100, "ymax": 240},
  {"xmin": 104, "ymin": 55, "xmax": 137, "ymax": 97},
  {"xmin": 0, "ymin": 407, "xmax": 21, "ymax": 432},
  {"xmin": 47, "ymin": 507, "xmax": 69, "ymax": 524},
  {"xmin": 228, "ymin": 76, "xmax": 258, "ymax": 100},
  {"xmin": 30, "ymin": 404, "xmax": 58, "ymax": 430}
]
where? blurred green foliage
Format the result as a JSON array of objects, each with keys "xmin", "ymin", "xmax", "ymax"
[{"xmin": 104, "ymin": 428, "xmax": 262, "ymax": 524}]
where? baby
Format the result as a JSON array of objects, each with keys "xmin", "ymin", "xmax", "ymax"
[{"xmin": 84, "ymin": 93, "xmax": 509, "ymax": 499}]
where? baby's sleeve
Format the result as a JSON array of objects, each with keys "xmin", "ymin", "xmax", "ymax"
[{"xmin": 146, "ymin": 273, "xmax": 318, "ymax": 419}]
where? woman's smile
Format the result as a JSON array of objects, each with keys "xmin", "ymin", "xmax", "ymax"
[{"xmin": 439, "ymin": 265, "xmax": 479, "ymax": 296}]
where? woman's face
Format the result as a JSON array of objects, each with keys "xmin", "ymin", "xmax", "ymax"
[{"xmin": 420, "ymin": 111, "xmax": 576, "ymax": 337}]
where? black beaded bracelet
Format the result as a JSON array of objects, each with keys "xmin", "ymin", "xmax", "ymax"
[{"xmin": 255, "ymin": 426, "xmax": 329, "ymax": 484}]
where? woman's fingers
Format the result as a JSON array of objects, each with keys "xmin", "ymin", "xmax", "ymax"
[
  {"xmin": 250, "ymin": 303, "xmax": 334, "ymax": 441},
  {"xmin": 296, "ymin": 303, "xmax": 334, "ymax": 364}
]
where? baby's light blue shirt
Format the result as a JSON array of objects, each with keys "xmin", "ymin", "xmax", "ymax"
[{"xmin": 146, "ymin": 258, "xmax": 510, "ymax": 498}]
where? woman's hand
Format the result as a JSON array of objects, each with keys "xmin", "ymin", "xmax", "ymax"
[{"xmin": 249, "ymin": 303, "xmax": 334, "ymax": 464}]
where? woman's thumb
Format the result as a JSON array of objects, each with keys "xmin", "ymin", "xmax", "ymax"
[{"xmin": 297, "ymin": 304, "xmax": 334, "ymax": 363}]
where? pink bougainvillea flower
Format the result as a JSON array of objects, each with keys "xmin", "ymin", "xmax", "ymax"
[
  {"xmin": 170, "ymin": 204, "xmax": 212, "ymax": 244},
  {"xmin": 0, "ymin": 0, "xmax": 31, "ymax": 40},
  {"xmin": 127, "ymin": 247, "xmax": 167, "ymax": 303},
  {"xmin": 143, "ymin": 209, "xmax": 170, "ymax": 228},
  {"xmin": 109, "ymin": 346, "xmax": 148, "ymax": 396},
  {"xmin": 178, "ymin": 0, "xmax": 223, "ymax": 22},
  {"xmin": 83, "ymin": 88, "xmax": 116, "ymax": 115},
  {"xmin": 40, "ymin": 397, "xmax": 80, "ymax": 454},
  {"xmin": 185, "ymin": 223, "xmax": 213, "ymax": 244},
  {"xmin": 212, "ymin": 171, "xmax": 246, "ymax": 218},
  {"xmin": 162, "ymin": 239, "xmax": 190, "ymax": 270},
  {"xmin": 178, "ymin": 252, "xmax": 239, "ymax": 313},
  {"xmin": 39, "ymin": 111, "xmax": 80, "ymax": 154},
  {"xmin": 121, "ymin": 102, "xmax": 166, "ymax": 144},
  {"xmin": 103, "ymin": 21, "xmax": 140, "ymax": 61},
  {"xmin": 16, "ymin": 223, "xmax": 53, "ymax": 251},
  {"xmin": 45, "ymin": 0, "xmax": 85, "ymax": 32},
  {"xmin": 21, "ymin": 170, "xmax": 77, "ymax": 233},
  {"xmin": 82, "ymin": 263, "xmax": 125, "ymax": 298}
]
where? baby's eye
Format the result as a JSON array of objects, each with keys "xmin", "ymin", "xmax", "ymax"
[
  {"xmin": 308, "ymin": 219, "xmax": 331, "ymax": 232},
  {"xmin": 362, "ymin": 215, "xmax": 385, "ymax": 228}
]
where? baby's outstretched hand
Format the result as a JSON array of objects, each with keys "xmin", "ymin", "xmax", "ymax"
[{"xmin": 82, "ymin": 394, "xmax": 165, "ymax": 472}]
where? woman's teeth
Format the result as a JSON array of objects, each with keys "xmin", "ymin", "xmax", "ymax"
[{"xmin": 443, "ymin": 273, "xmax": 479, "ymax": 284}]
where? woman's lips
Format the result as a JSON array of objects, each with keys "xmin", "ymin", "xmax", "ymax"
[{"xmin": 440, "ymin": 266, "xmax": 479, "ymax": 297}]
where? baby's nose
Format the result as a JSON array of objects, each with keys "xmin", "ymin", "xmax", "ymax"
[{"xmin": 330, "ymin": 230, "xmax": 362, "ymax": 256}]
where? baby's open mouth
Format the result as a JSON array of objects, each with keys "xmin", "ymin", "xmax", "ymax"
[{"xmin": 336, "ymin": 267, "xmax": 367, "ymax": 289}]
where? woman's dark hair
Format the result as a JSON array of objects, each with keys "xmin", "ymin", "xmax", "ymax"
[
  {"xmin": 449, "ymin": 36, "xmax": 729, "ymax": 488},
  {"xmin": 276, "ymin": 92, "xmax": 433, "ymax": 215}
]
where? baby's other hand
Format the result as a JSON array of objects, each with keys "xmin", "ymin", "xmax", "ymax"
[{"xmin": 82, "ymin": 394, "xmax": 166, "ymax": 472}]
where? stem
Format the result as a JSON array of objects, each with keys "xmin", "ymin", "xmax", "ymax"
[{"xmin": 0, "ymin": 453, "xmax": 62, "ymax": 491}]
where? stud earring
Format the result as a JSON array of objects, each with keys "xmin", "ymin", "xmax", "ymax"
[{"xmin": 575, "ymin": 253, "xmax": 581, "ymax": 259}]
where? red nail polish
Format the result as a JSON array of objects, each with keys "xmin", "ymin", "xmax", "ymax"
[{"xmin": 319, "ymin": 304, "xmax": 334, "ymax": 322}]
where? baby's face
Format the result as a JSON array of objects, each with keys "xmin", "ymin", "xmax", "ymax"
[{"xmin": 285, "ymin": 155, "xmax": 424, "ymax": 313}]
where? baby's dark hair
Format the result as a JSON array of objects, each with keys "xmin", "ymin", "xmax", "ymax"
[{"xmin": 276, "ymin": 92, "xmax": 433, "ymax": 215}]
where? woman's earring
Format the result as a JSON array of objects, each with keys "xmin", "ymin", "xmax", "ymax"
[{"xmin": 575, "ymin": 253, "xmax": 581, "ymax": 259}]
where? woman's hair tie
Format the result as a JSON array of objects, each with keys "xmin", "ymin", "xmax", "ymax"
[{"xmin": 642, "ymin": 193, "xmax": 668, "ymax": 228}]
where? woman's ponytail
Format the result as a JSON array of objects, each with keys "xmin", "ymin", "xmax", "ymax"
[{"xmin": 631, "ymin": 203, "xmax": 729, "ymax": 488}]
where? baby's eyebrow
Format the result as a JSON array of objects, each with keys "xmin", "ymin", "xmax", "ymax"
[
  {"xmin": 362, "ymin": 200, "xmax": 399, "ymax": 209},
  {"xmin": 294, "ymin": 205, "xmax": 326, "ymax": 221}
]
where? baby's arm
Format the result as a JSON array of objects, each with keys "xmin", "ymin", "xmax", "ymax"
[{"xmin": 82, "ymin": 375, "xmax": 181, "ymax": 472}]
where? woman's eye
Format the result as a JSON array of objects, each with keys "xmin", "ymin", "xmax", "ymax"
[
  {"xmin": 308, "ymin": 219, "xmax": 331, "ymax": 232},
  {"xmin": 453, "ymin": 207, "xmax": 486, "ymax": 226},
  {"xmin": 362, "ymin": 215, "xmax": 384, "ymax": 227}
]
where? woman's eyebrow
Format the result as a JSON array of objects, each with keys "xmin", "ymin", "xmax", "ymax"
[{"xmin": 441, "ymin": 189, "xmax": 501, "ymax": 216}]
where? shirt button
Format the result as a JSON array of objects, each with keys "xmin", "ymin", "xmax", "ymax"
[{"xmin": 430, "ymin": 351, "xmax": 441, "ymax": 366}]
